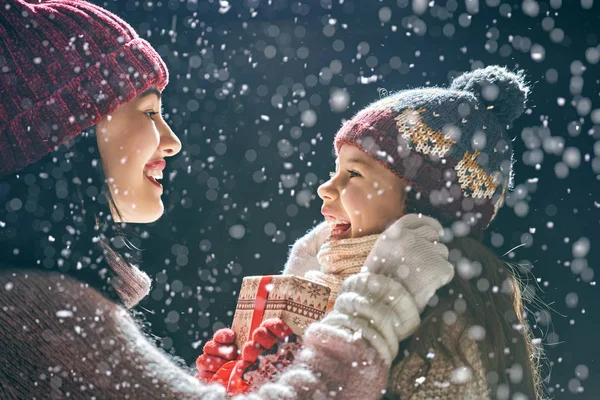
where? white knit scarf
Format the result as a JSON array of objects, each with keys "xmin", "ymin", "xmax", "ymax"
[{"xmin": 305, "ymin": 234, "xmax": 379, "ymax": 311}]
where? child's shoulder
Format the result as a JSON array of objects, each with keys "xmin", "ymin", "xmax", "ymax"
[{"xmin": 387, "ymin": 316, "xmax": 491, "ymax": 399}]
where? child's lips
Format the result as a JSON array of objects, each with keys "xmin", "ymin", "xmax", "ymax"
[{"xmin": 328, "ymin": 223, "xmax": 352, "ymax": 241}]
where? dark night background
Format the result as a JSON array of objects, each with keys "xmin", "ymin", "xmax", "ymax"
[{"xmin": 92, "ymin": 1, "xmax": 598, "ymax": 398}]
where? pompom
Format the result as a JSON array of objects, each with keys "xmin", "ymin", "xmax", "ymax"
[{"xmin": 450, "ymin": 66, "xmax": 529, "ymax": 126}]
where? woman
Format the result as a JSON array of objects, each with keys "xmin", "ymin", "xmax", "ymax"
[{"xmin": 0, "ymin": 1, "xmax": 454, "ymax": 399}]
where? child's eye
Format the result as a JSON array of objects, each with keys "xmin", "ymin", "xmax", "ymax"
[{"xmin": 329, "ymin": 170, "xmax": 361, "ymax": 178}]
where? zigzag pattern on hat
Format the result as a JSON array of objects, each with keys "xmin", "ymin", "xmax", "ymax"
[
  {"xmin": 455, "ymin": 150, "xmax": 501, "ymax": 199},
  {"xmin": 394, "ymin": 108, "xmax": 457, "ymax": 158}
]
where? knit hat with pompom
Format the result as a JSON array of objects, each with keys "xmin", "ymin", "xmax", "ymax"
[{"xmin": 334, "ymin": 65, "xmax": 530, "ymax": 239}]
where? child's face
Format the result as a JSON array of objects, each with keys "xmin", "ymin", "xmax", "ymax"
[{"xmin": 318, "ymin": 145, "xmax": 406, "ymax": 241}]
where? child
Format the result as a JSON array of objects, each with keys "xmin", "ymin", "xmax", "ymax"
[{"xmin": 198, "ymin": 65, "xmax": 543, "ymax": 399}]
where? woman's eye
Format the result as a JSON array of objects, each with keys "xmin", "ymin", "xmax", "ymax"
[
  {"xmin": 348, "ymin": 170, "xmax": 361, "ymax": 178},
  {"xmin": 145, "ymin": 111, "xmax": 160, "ymax": 120}
]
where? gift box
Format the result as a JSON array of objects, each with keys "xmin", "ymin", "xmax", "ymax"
[{"xmin": 230, "ymin": 275, "xmax": 331, "ymax": 350}]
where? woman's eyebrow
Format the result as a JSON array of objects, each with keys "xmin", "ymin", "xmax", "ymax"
[{"xmin": 138, "ymin": 87, "xmax": 162, "ymax": 100}]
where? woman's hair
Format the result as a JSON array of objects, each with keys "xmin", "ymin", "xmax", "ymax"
[
  {"xmin": 399, "ymin": 232, "xmax": 547, "ymax": 399},
  {"xmin": 0, "ymin": 128, "xmax": 141, "ymax": 302}
]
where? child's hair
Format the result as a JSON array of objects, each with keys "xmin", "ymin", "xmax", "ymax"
[{"xmin": 399, "ymin": 232, "xmax": 546, "ymax": 399}]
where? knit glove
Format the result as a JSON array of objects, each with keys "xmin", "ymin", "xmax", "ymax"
[
  {"xmin": 235, "ymin": 318, "xmax": 295, "ymax": 373},
  {"xmin": 320, "ymin": 214, "xmax": 455, "ymax": 365},
  {"xmin": 281, "ymin": 221, "xmax": 331, "ymax": 276},
  {"xmin": 194, "ymin": 328, "xmax": 238, "ymax": 382}
]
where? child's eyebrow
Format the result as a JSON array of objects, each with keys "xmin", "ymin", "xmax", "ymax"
[
  {"xmin": 335, "ymin": 157, "xmax": 369, "ymax": 169},
  {"xmin": 347, "ymin": 157, "xmax": 368, "ymax": 165},
  {"xmin": 335, "ymin": 157, "xmax": 367, "ymax": 167}
]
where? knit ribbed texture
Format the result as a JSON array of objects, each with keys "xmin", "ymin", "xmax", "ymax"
[
  {"xmin": 388, "ymin": 317, "xmax": 491, "ymax": 399},
  {"xmin": 0, "ymin": 269, "xmax": 388, "ymax": 400},
  {"xmin": 319, "ymin": 214, "xmax": 454, "ymax": 365},
  {"xmin": 305, "ymin": 234, "xmax": 378, "ymax": 311},
  {"xmin": 364, "ymin": 214, "xmax": 454, "ymax": 313},
  {"xmin": 0, "ymin": 0, "xmax": 169, "ymax": 175},
  {"xmin": 259, "ymin": 213, "xmax": 491, "ymax": 398},
  {"xmin": 322, "ymin": 273, "xmax": 421, "ymax": 366},
  {"xmin": 281, "ymin": 221, "xmax": 330, "ymax": 277},
  {"xmin": 333, "ymin": 66, "xmax": 529, "ymax": 238},
  {"xmin": 110, "ymin": 261, "xmax": 152, "ymax": 309}
]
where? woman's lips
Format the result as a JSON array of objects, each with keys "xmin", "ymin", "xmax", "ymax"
[
  {"xmin": 146, "ymin": 175, "xmax": 163, "ymax": 190},
  {"xmin": 144, "ymin": 159, "xmax": 165, "ymax": 191},
  {"xmin": 145, "ymin": 160, "xmax": 166, "ymax": 170}
]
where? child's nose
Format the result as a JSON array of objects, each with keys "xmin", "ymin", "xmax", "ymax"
[{"xmin": 317, "ymin": 179, "xmax": 338, "ymax": 201}]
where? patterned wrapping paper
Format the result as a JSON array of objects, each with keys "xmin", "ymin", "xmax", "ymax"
[{"xmin": 230, "ymin": 275, "xmax": 331, "ymax": 351}]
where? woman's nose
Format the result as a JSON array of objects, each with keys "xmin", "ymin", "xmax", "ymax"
[
  {"xmin": 317, "ymin": 178, "xmax": 338, "ymax": 201},
  {"xmin": 159, "ymin": 121, "xmax": 182, "ymax": 157}
]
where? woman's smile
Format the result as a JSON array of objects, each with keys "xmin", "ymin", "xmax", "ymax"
[{"xmin": 144, "ymin": 160, "xmax": 166, "ymax": 192}]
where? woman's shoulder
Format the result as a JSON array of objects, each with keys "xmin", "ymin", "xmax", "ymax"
[
  {"xmin": 0, "ymin": 267, "xmax": 117, "ymax": 318},
  {"xmin": 0, "ymin": 268, "xmax": 221, "ymax": 399}
]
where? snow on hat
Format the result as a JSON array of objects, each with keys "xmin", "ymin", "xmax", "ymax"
[
  {"xmin": 334, "ymin": 65, "xmax": 530, "ymax": 239},
  {"xmin": 0, "ymin": 0, "xmax": 169, "ymax": 175}
]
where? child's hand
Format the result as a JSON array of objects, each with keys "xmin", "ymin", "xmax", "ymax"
[
  {"xmin": 282, "ymin": 221, "xmax": 331, "ymax": 276},
  {"xmin": 194, "ymin": 328, "xmax": 237, "ymax": 382}
]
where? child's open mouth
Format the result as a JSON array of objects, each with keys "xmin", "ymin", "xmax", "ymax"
[{"xmin": 328, "ymin": 221, "xmax": 352, "ymax": 241}]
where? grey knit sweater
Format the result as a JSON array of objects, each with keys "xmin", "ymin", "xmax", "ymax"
[{"xmin": 0, "ymin": 268, "xmax": 387, "ymax": 400}]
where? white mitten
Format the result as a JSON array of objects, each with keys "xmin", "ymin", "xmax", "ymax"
[
  {"xmin": 319, "ymin": 214, "xmax": 455, "ymax": 365},
  {"xmin": 365, "ymin": 213, "xmax": 455, "ymax": 312},
  {"xmin": 281, "ymin": 221, "xmax": 331, "ymax": 276}
]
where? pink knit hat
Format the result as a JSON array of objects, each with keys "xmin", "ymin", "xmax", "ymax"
[{"xmin": 0, "ymin": 0, "xmax": 169, "ymax": 175}]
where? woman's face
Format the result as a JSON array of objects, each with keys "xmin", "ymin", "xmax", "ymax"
[
  {"xmin": 96, "ymin": 88, "xmax": 181, "ymax": 223},
  {"xmin": 317, "ymin": 144, "xmax": 406, "ymax": 241}
]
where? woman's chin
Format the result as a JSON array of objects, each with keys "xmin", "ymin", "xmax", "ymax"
[
  {"xmin": 141, "ymin": 205, "xmax": 164, "ymax": 223},
  {"xmin": 117, "ymin": 203, "xmax": 164, "ymax": 224}
]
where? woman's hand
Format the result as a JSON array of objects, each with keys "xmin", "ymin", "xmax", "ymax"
[
  {"xmin": 194, "ymin": 328, "xmax": 238, "ymax": 382},
  {"xmin": 364, "ymin": 213, "xmax": 455, "ymax": 312}
]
